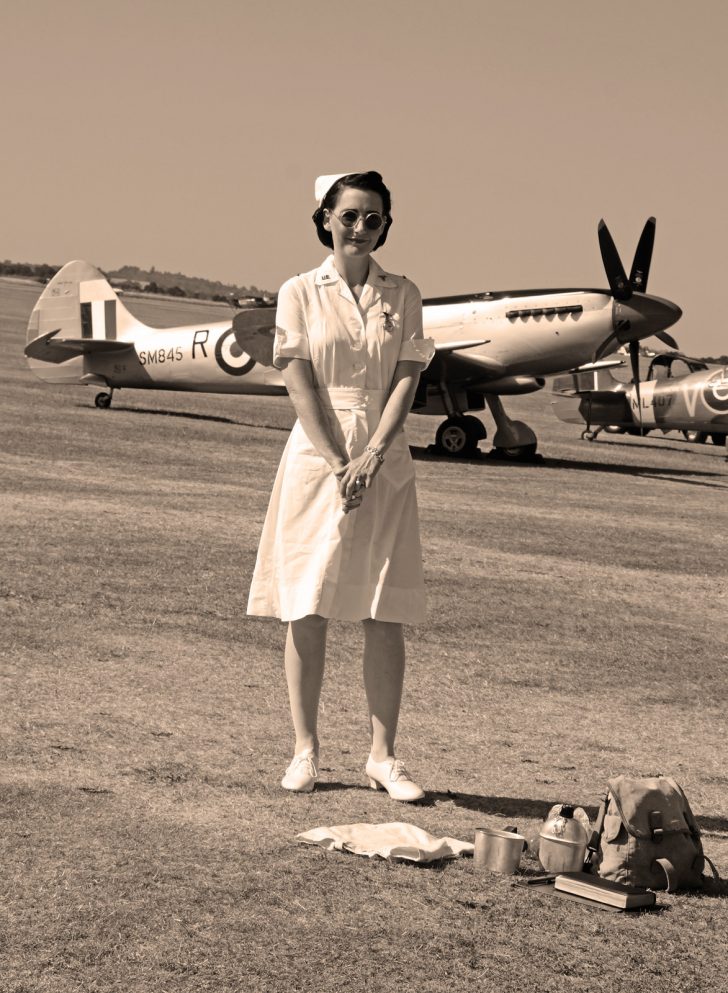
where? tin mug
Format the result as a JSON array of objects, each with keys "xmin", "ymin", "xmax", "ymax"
[{"xmin": 474, "ymin": 825, "xmax": 528, "ymax": 873}]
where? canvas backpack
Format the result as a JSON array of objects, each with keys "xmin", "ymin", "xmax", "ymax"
[{"xmin": 587, "ymin": 775, "xmax": 714, "ymax": 892}]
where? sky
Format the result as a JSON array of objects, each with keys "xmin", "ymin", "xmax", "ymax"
[{"xmin": 2, "ymin": 0, "xmax": 727, "ymax": 355}]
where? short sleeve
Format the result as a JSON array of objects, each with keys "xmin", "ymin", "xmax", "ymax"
[
  {"xmin": 272, "ymin": 277, "xmax": 311, "ymax": 369},
  {"xmin": 398, "ymin": 279, "xmax": 435, "ymax": 368}
]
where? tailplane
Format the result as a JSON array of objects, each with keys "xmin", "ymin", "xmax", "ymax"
[{"xmin": 25, "ymin": 261, "xmax": 143, "ymax": 383}]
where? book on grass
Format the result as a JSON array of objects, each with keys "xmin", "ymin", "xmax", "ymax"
[{"xmin": 554, "ymin": 872, "xmax": 656, "ymax": 910}]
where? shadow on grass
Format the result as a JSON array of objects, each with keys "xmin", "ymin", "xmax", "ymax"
[
  {"xmin": 539, "ymin": 459, "xmax": 728, "ymax": 489},
  {"xmin": 697, "ymin": 875, "xmax": 728, "ymax": 899},
  {"xmin": 410, "ymin": 445, "xmax": 728, "ymax": 486},
  {"xmin": 698, "ymin": 813, "xmax": 728, "ymax": 834},
  {"xmin": 427, "ymin": 789, "xmax": 600, "ymax": 821},
  {"xmin": 591, "ymin": 438, "xmax": 727, "ymax": 456},
  {"xmin": 75, "ymin": 402, "xmax": 291, "ymax": 432},
  {"xmin": 429, "ymin": 790, "xmax": 728, "ymax": 835},
  {"xmin": 314, "ymin": 781, "xmax": 363, "ymax": 793}
]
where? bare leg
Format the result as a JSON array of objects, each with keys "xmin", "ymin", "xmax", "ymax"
[
  {"xmin": 285, "ymin": 614, "xmax": 328, "ymax": 755},
  {"xmin": 362, "ymin": 619, "xmax": 405, "ymax": 762}
]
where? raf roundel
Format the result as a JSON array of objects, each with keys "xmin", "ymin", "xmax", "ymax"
[
  {"xmin": 215, "ymin": 328, "xmax": 256, "ymax": 376},
  {"xmin": 703, "ymin": 368, "xmax": 728, "ymax": 413}
]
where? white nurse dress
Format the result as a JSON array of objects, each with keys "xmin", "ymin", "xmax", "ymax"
[{"xmin": 246, "ymin": 254, "xmax": 435, "ymax": 624}]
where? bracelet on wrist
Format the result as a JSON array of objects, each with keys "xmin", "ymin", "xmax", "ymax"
[{"xmin": 365, "ymin": 445, "xmax": 385, "ymax": 464}]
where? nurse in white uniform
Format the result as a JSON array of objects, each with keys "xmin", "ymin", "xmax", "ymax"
[{"xmin": 247, "ymin": 171, "xmax": 434, "ymax": 800}]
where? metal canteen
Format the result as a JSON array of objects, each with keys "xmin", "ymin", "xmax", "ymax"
[{"xmin": 538, "ymin": 804, "xmax": 589, "ymax": 873}]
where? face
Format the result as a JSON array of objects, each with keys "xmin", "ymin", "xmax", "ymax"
[{"xmin": 323, "ymin": 187, "xmax": 386, "ymax": 258}]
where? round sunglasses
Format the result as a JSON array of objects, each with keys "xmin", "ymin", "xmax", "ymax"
[{"xmin": 331, "ymin": 209, "xmax": 386, "ymax": 231}]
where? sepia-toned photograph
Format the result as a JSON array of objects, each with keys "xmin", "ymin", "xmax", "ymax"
[{"xmin": 2, "ymin": 1, "xmax": 727, "ymax": 990}]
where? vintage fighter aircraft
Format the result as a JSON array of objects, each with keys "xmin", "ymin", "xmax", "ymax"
[
  {"xmin": 24, "ymin": 218, "xmax": 682, "ymax": 458},
  {"xmin": 551, "ymin": 351, "xmax": 728, "ymax": 451}
]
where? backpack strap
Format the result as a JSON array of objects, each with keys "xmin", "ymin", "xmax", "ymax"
[
  {"xmin": 656, "ymin": 854, "xmax": 721, "ymax": 892},
  {"xmin": 703, "ymin": 855, "xmax": 721, "ymax": 882},
  {"xmin": 584, "ymin": 793, "xmax": 609, "ymax": 869},
  {"xmin": 654, "ymin": 857, "xmax": 679, "ymax": 892}
]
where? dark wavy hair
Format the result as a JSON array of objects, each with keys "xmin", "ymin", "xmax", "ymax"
[{"xmin": 312, "ymin": 171, "xmax": 393, "ymax": 251}]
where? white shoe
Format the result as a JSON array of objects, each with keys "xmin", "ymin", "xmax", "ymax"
[
  {"xmin": 365, "ymin": 755, "xmax": 425, "ymax": 802},
  {"xmin": 281, "ymin": 748, "xmax": 319, "ymax": 793}
]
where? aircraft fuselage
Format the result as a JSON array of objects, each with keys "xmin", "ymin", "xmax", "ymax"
[
  {"xmin": 85, "ymin": 321, "xmax": 287, "ymax": 395},
  {"xmin": 552, "ymin": 364, "xmax": 728, "ymax": 436}
]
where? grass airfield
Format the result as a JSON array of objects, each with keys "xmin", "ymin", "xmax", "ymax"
[{"xmin": 2, "ymin": 278, "xmax": 727, "ymax": 993}]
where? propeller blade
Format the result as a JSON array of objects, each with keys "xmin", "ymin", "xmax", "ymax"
[
  {"xmin": 598, "ymin": 220, "xmax": 632, "ymax": 301},
  {"xmin": 629, "ymin": 341, "xmax": 642, "ymax": 431},
  {"xmin": 655, "ymin": 330, "xmax": 679, "ymax": 350},
  {"xmin": 629, "ymin": 217, "xmax": 656, "ymax": 293}
]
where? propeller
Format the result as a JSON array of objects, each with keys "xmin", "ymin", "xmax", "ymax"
[
  {"xmin": 598, "ymin": 216, "xmax": 657, "ymax": 301},
  {"xmin": 592, "ymin": 218, "xmax": 682, "ymax": 428},
  {"xmin": 594, "ymin": 216, "xmax": 681, "ymax": 363}
]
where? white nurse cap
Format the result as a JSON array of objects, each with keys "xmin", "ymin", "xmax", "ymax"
[{"xmin": 314, "ymin": 173, "xmax": 355, "ymax": 205}]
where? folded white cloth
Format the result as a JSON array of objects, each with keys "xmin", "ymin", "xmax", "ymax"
[{"xmin": 297, "ymin": 821, "xmax": 474, "ymax": 862}]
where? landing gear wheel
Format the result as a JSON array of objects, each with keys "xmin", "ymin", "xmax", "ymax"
[
  {"xmin": 710, "ymin": 433, "xmax": 727, "ymax": 446},
  {"xmin": 604, "ymin": 425, "xmax": 625, "ymax": 434},
  {"xmin": 683, "ymin": 430, "xmax": 707, "ymax": 444},
  {"xmin": 435, "ymin": 415, "xmax": 484, "ymax": 456},
  {"xmin": 582, "ymin": 430, "xmax": 597, "ymax": 442},
  {"xmin": 95, "ymin": 391, "xmax": 112, "ymax": 409}
]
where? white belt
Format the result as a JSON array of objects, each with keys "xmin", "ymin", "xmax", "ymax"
[{"xmin": 316, "ymin": 387, "xmax": 387, "ymax": 411}]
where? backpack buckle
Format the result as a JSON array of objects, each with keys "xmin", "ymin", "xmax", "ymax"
[{"xmin": 649, "ymin": 809, "xmax": 664, "ymax": 841}]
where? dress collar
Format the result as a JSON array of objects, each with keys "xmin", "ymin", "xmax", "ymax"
[
  {"xmin": 367, "ymin": 256, "xmax": 398, "ymax": 288},
  {"xmin": 314, "ymin": 254, "xmax": 399, "ymax": 289}
]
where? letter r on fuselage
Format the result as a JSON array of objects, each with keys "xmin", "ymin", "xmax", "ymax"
[{"xmin": 192, "ymin": 329, "xmax": 209, "ymax": 358}]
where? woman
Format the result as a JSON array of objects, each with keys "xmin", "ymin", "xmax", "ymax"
[{"xmin": 247, "ymin": 171, "xmax": 434, "ymax": 801}]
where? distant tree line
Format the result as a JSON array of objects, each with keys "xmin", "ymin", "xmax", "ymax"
[
  {"xmin": 0, "ymin": 260, "xmax": 273, "ymax": 305},
  {"xmin": 110, "ymin": 264, "xmax": 272, "ymax": 303},
  {"xmin": 1, "ymin": 260, "xmax": 59, "ymax": 280}
]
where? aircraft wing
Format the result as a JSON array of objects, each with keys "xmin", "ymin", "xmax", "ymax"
[
  {"xmin": 24, "ymin": 330, "xmax": 134, "ymax": 364},
  {"xmin": 434, "ymin": 338, "xmax": 490, "ymax": 355},
  {"xmin": 568, "ymin": 359, "xmax": 624, "ymax": 373},
  {"xmin": 425, "ymin": 343, "xmax": 507, "ymax": 383}
]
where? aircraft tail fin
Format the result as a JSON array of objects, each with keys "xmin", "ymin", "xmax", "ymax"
[{"xmin": 25, "ymin": 261, "xmax": 142, "ymax": 384}]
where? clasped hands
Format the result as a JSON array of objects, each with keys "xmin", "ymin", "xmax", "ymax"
[{"xmin": 333, "ymin": 450, "xmax": 383, "ymax": 514}]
